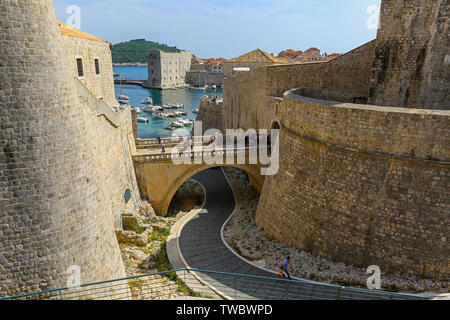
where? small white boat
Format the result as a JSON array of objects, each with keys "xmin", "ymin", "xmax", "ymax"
[
  {"xmin": 141, "ymin": 97, "xmax": 153, "ymax": 105},
  {"xmin": 189, "ymin": 86, "xmax": 207, "ymax": 91},
  {"xmin": 170, "ymin": 121, "xmax": 184, "ymax": 128},
  {"xmin": 142, "ymin": 106, "xmax": 153, "ymax": 112},
  {"xmin": 118, "ymin": 100, "xmax": 129, "ymax": 105},
  {"xmin": 192, "ymin": 108, "xmax": 199, "ymax": 114},
  {"xmin": 137, "ymin": 117, "xmax": 149, "ymax": 123},
  {"xmin": 153, "ymin": 113, "xmax": 166, "ymax": 120},
  {"xmin": 177, "ymin": 118, "xmax": 192, "ymax": 126},
  {"xmin": 118, "ymin": 94, "xmax": 129, "ymax": 100},
  {"xmin": 135, "ymin": 107, "xmax": 141, "ymax": 114}
]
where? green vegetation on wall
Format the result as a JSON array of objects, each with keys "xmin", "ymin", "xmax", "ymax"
[{"xmin": 112, "ymin": 39, "xmax": 181, "ymax": 63}]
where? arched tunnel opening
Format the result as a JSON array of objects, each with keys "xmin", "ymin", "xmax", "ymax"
[
  {"xmin": 166, "ymin": 176, "xmax": 206, "ymax": 216},
  {"xmin": 166, "ymin": 166, "xmax": 261, "ymax": 219}
]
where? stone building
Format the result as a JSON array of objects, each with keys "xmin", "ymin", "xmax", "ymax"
[
  {"xmin": 59, "ymin": 22, "xmax": 117, "ymax": 107},
  {"xmin": 0, "ymin": 0, "xmax": 140, "ymax": 296},
  {"xmin": 278, "ymin": 47, "xmax": 339, "ymax": 63},
  {"xmin": 186, "ymin": 57, "xmax": 225, "ymax": 88},
  {"xmin": 144, "ymin": 50, "xmax": 193, "ymax": 89},
  {"xmin": 223, "ymin": 49, "xmax": 287, "ymax": 77},
  {"xmin": 201, "ymin": 0, "xmax": 449, "ymax": 279}
]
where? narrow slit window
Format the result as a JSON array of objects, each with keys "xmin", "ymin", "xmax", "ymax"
[
  {"xmin": 94, "ymin": 59, "xmax": 100, "ymax": 75},
  {"xmin": 76, "ymin": 58, "xmax": 84, "ymax": 77}
]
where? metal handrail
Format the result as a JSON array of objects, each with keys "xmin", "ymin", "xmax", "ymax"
[{"xmin": 0, "ymin": 268, "xmax": 429, "ymax": 301}]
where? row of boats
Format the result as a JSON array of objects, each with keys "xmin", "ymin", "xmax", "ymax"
[{"xmin": 118, "ymin": 94, "xmax": 199, "ymax": 130}]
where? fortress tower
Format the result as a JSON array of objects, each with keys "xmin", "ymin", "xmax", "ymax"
[
  {"xmin": 0, "ymin": 0, "xmax": 126, "ymax": 296},
  {"xmin": 369, "ymin": 0, "xmax": 449, "ymax": 109}
]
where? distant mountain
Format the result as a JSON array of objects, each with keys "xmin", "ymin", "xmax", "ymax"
[{"xmin": 111, "ymin": 39, "xmax": 181, "ymax": 64}]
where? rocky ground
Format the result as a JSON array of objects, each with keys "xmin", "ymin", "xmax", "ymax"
[
  {"xmin": 222, "ymin": 167, "xmax": 449, "ymax": 294},
  {"xmin": 116, "ymin": 179, "xmax": 205, "ymax": 300}
]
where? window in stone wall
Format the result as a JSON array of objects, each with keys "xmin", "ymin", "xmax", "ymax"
[
  {"xmin": 94, "ymin": 58, "xmax": 100, "ymax": 75},
  {"xmin": 124, "ymin": 189, "xmax": 131, "ymax": 204},
  {"xmin": 76, "ymin": 58, "xmax": 84, "ymax": 77}
]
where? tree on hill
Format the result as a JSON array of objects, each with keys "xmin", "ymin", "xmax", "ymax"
[{"xmin": 111, "ymin": 39, "xmax": 181, "ymax": 63}]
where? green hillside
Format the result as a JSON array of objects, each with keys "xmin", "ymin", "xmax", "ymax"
[{"xmin": 112, "ymin": 39, "xmax": 181, "ymax": 63}]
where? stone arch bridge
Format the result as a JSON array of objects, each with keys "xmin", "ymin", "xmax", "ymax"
[{"xmin": 132, "ymin": 136, "xmax": 271, "ymax": 215}]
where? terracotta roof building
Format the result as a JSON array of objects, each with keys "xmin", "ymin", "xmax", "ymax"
[
  {"xmin": 224, "ymin": 49, "xmax": 286, "ymax": 75},
  {"xmin": 59, "ymin": 22, "xmax": 108, "ymax": 43}
]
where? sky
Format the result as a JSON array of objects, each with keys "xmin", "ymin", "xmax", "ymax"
[{"xmin": 53, "ymin": 0, "xmax": 381, "ymax": 59}]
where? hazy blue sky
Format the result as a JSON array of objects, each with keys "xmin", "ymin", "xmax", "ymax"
[{"xmin": 53, "ymin": 0, "xmax": 381, "ymax": 59}]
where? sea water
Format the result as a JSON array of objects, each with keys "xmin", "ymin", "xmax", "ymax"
[{"xmin": 113, "ymin": 66, "xmax": 222, "ymax": 139}]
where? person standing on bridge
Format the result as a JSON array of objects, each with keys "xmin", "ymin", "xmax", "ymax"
[
  {"xmin": 157, "ymin": 135, "xmax": 162, "ymax": 145},
  {"xmin": 161, "ymin": 144, "xmax": 166, "ymax": 153}
]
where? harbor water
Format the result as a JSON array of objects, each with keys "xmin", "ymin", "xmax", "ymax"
[{"xmin": 113, "ymin": 66, "xmax": 222, "ymax": 139}]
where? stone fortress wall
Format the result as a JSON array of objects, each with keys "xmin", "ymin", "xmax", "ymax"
[
  {"xmin": 0, "ymin": 0, "xmax": 140, "ymax": 296},
  {"xmin": 145, "ymin": 50, "xmax": 192, "ymax": 89},
  {"xmin": 185, "ymin": 71, "xmax": 224, "ymax": 88},
  {"xmin": 368, "ymin": 0, "xmax": 449, "ymax": 109},
  {"xmin": 257, "ymin": 91, "xmax": 449, "ymax": 278},
  {"xmin": 193, "ymin": 95, "xmax": 224, "ymax": 134},
  {"xmin": 210, "ymin": 0, "xmax": 449, "ymax": 278},
  {"xmin": 222, "ymin": 40, "xmax": 377, "ymax": 131}
]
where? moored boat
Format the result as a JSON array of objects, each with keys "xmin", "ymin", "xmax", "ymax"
[
  {"xmin": 141, "ymin": 97, "xmax": 153, "ymax": 105},
  {"xmin": 153, "ymin": 113, "xmax": 166, "ymax": 120},
  {"xmin": 170, "ymin": 121, "xmax": 184, "ymax": 128},
  {"xmin": 137, "ymin": 117, "xmax": 149, "ymax": 123}
]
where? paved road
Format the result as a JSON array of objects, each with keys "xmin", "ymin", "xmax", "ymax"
[{"xmin": 179, "ymin": 168, "xmax": 426, "ymax": 300}]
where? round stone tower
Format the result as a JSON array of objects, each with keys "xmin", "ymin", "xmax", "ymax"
[
  {"xmin": 368, "ymin": 0, "xmax": 449, "ymax": 109},
  {"xmin": 0, "ymin": 0, "xmax": 126, "ymax": 296}
]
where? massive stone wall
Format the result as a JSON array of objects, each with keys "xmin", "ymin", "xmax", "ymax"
[
  {"xmin": 76, "ymin": 82, "xmax": 141, "ymax": 228},
  {"xmin": 62, "ymin": 35, "xmax": 117, "ymax": 107},
  {"xmin": 368, "ymin": 0, "xmax": 450, "ymax": 109},
  {"xmin": 0, "ymin": 0, "xmax": 138, "ymax": 296},
  {"xmin": 185, "ymin": 71, "xmax": 224, "ymax": 87},
  {"xmin": 223, "ymin": 68, "xmax": 272, "ymax": 131},
  {"xmin": 266, "ymin": 40, "xmax": 377, "ymax": 98},
  {"xmin": 256, "ymin": 91, "xmax": 449, "ymax": 278},
  {"xmin": 222, "ymin": 40, "xmax": 377, "ymax": 132},
  {"xmin": 193, "ymin": 96, "xmax": 224, "ymax": 134},
  {"xmin": 63, "ymin": 34, "xmax": 141, "ymax": 229},
  {"xmin": 223, "ymin": 62, "xmax": 279, "ymax": 77}
]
